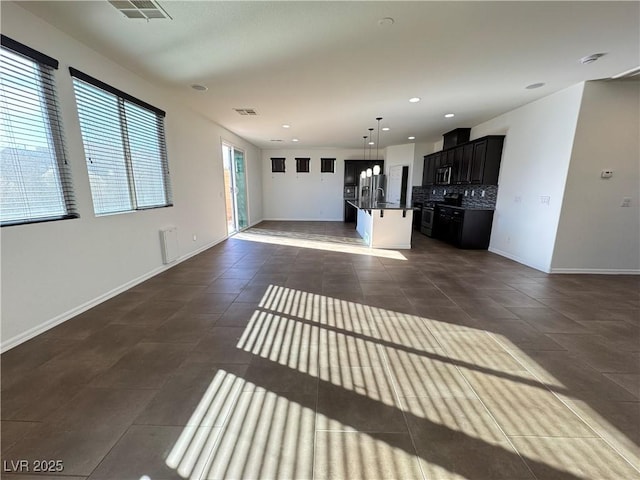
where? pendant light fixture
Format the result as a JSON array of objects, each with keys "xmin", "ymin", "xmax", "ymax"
[
  {"xmin": 368, "ymin": 128, "xmax": 374, "ymax": 160},
  {"xmin": 362, "ymin": 135, "xmax": 368, "ymax": 175},
  {"xmin": 375, "ymin": 117, "xmax": 382, "ymax": 161}
]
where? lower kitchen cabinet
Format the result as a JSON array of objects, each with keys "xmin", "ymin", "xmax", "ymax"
[{"xmin": 435, "ymin": 206, "xmax": 494, "ymax": 249}]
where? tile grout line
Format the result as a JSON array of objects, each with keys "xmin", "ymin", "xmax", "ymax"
[
  {"xmin": 427, "ymin": 333, "xmax": 541, "ymax": 479},
  {"xmin": 486, "ymin": 330, "xmax": 640, "ymax": 475},
  {"xmin": 363, "ymin": 304, "xmax": 429, "ymax": 480},
  {"xmin": 421, "ymin": 286, "xmax": 541, "ymax": 480}
]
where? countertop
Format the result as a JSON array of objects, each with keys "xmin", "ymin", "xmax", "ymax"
[{"xmin": 347, "ymin": 200, "xmax": 416, "ymax": 211}]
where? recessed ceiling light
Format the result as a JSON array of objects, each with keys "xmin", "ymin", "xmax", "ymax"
[
  {"xmin": 525, "ymin": 82, "xmax": 545, "ymax": 89},
  {"xmin": 282, "ymin": 124, "xmax": 291, "ymax": 128},
  {"xmin": 378, "ymin": 17, "xmax": 395, "ymax": 26},
  {"xmin": 292, "ymin": 138, "xmax": 299, "ymax": 142},
  {"xmin": 408, "ymin": 136, "xmax": 415, "ymax": 140},
  {"xmin": 382, "ymin": 127, "xmax": 390, "ymax": 131},
  {"xmin": 409, "ymin": 97, "xmax": 421, "ymax": 103},
  {"xmin": 444, "ymin": 113, "xmax": 455, "ymax": 118},
  {"xmin": 191, "ymin": 84, "xmax": 208, "ymax": 91},
  {"xmin": 580, "ymin": 53, "xmax": 606, "ymax": 65},
  {"xmin": 368, "ymin": 141, "xmax": 375, "ymax": 145}
]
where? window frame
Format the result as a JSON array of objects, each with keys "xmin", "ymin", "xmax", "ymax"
[
  {"xmin": 320, "ymin": 157, "xmax": 336, "ymax": 173},
  {"xmin": 271, "ymin": 157, "xmax": 286, "ymax": 173},
  {"xmin": 70, "ymin": 67, "xmax": 172, "ymax": 216},
  {"xmin": 295, "ymin": 157, "xmax": 310, "ymax": 173},
  {"xmin": 0, "ymin": 35, "xmax": 78, "ymax": 227}
]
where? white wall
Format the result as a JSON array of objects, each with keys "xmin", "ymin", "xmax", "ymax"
[
  {"xmin": 471, "ymin": 83, "xmax": 585, "ymax": 273},
  {"xmin": 384, "ymin": 143, "xmax": 415, "ymax": 204},
  {"xmin": 552, "ymin": 80, "xmax": 640, "ymax": 273},
  {"xmin": 0, "ymin": 2, "xmax": 262, "ymax": 350},
  {"xmin": 261, "ymin": 149, "xmax": 377, "ymax": 220}
]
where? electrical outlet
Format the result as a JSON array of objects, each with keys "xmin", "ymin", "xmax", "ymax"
[
  {"xmin": 471, "ymin": 190, "xmax": 475, "ymax": 197},
  {"xmin": 621, "ymin": 197, "xmax": 632, "ymax": 207},
  {"xmin": 432, "ymin": 189, "xmax": 436, "ymax": 195},
  {"xmin": 481, "ymin": 190, "xmax": 485, "ymax": 197},
  {"xmin": 443, "ymin": 189, "xmax": 447, "ymax": 195},
  {"xmin": 464, "ymin": 190, "xmax": 469, "ymax": 196},
  {"xmin": 192, "ymin": 234, "xmax": 197, "ymax": 241}
]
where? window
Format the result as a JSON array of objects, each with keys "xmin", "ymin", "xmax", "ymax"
[
  {"xmin": 295, "ymin": 157, "xmax": 310, "ymax": 173},
  {"xmin": 0, "ymin": 35, "xmax": 77, "ymax": 226},
  {"xmin": 271, "ymin": 157, "xmax": 285, "ymax": 173},
  {"xmin": 321, "ymin": 158, "xmax": 335, "ymax": 173},
  {"xmin": 70, "ymin": 68, "xmax": 172, "ymax": 215}
]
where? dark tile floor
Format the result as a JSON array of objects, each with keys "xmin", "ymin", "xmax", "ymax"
[{"xmin": 2, "ymin": 221, "xmax": 639, "ymax": 479}]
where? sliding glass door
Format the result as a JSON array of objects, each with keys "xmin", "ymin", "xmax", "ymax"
[{"xmin": 222, "ymin": 143, "xmax": 248, "ymax": 234}]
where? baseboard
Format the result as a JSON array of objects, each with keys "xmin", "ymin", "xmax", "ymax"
[
  {"xmin": 488, "ymin": 247, "xmax": 551, "ymax": 273},
  {"xmin": 261, "ymin": 217, "xmax": 344, "ymax": 222},
  {"xmin": 1, "ymin": 236, "xmax": 227, "ymax": 353},
  {"xmin": 371, "ymin": 243, "xmax": 412, "ymax": 250},
  {"xmin": 550, "ymin": 267, "xmax": 640, "ymax": 275}
]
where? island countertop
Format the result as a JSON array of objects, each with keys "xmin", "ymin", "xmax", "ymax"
[{"xmin": 347, "ymin": 200, "xmax": 416, "ymax": 211}]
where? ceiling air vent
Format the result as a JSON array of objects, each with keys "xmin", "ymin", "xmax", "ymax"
[
  {"xmin": 234, "ymin": 108, "xmax": 258, "ymax": 116},
  {"xmin": 108, "ymin": 1, "xmax": 172, "ymax": 20}
]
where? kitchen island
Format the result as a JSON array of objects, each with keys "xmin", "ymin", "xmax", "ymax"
[{"xmin": 347, "ymin": 200, "xmax": 414, "ymax": 249}]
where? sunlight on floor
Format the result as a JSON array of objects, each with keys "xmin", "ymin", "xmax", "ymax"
[
  {"xmin": 234, "ymin": 229, "xmax": 407, "ymax": 260},
  {"xmin": 165, "ymin": 284, "xmax": 639, "ymax": 480}
]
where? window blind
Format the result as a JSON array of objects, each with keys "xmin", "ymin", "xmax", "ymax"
[
  {"xmin": 295, "ymin": 157, "xmax": 310, "ymax": 173},
  {"xmin": 321, "ymin": 158, "xmax": 335, "ymax": 173},
  {"xmin": 70, "ymin": 68, "xmax": 172, "ymax": 215},
  {"xmin": 0, "ymin": 36, "xmax": 77, "ymax": 226},
  {"xmin": 271, "ymin": 157, "xmax": 285, "ymax": 173}
]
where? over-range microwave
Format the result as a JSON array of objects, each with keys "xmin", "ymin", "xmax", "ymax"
[{"xmin": 435, "ymin": 166, "xmax": 452, "ymax": 185}]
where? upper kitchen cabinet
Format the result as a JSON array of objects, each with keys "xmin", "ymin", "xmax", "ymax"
[
  {"xmin": 469, "ymin": 136, "xmax": 504, "ymax": 185},
  {"xmin": 422, "ymin": 135, "xmax": 504, "ymax": 186},
  {"xmin": 344, "ymin": 160, "xmax": 385, "ymax": 186},
  {"xmin": 443, "ymin": 128, "xmax": 471, "ymax": 150},
  {"xmin": 344, "ymin": 161, "xmax": 358, "ymax": 185},
  {"xmin": 422, "ymin": 152, "xmax": 444, "ymax": 185}
]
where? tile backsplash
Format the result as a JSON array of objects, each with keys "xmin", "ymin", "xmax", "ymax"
[{"xmin": 412, "ymin": 185, "xmax": 498, "ymax": 209}]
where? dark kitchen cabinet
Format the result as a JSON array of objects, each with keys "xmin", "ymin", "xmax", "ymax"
[
  {"xmin": 470, "ymin": 136, "xmax": 504, "ymax": 184},
  {"xmin": 443, "ymin": 128, "xmax": 471, "ymax": 150},
  {"xmin": 451, "ymin": 146, "xmax": 464, "ymax": 183},
  {"xmin": 424, "ymin": 135, "xmax": 504, "ymax": 186},
  {"xmin": 422, "ymin": 155, "xmax": 435, "ymax": 185},
  {"xmin": 344, "ymin": 160, "xmax": 384, "ymax": 222},
  {"xmin": 422, "ymin": 152, "xmax": 442, "ymax": 186},
  {"xmin": 456, "ymin": 143, "xmax": 474, "ymax": 184},
  {"xmin": 435, "ymin": 206, "xmax": 494, "ymax": 249},
  {"xmin": 344, "ymin": 161, "xmax": 358, "ymax": 185},
  {"xmin": 344, "ymin": 160, "xmax": 384, "ymax": 186},
  {"xmin": 470, "ymin": 140, "xmax": 486, "ymax": 183}
]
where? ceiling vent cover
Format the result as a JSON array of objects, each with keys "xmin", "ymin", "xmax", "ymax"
[
  {"xmin": 108, "ymin": 1, "xmax": 172, "ymax": 20},
  {"xmin": 234, "ymin": 108, "xmax": 258, "ymax": 116}
]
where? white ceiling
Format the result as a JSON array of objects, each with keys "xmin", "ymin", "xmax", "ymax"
[{"xmin": 15, "ymin": 1, "xmax": 640, "ymax": 149}]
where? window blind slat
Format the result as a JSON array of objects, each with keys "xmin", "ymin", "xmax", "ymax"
[{"xmin": 0, "ymin": 43, "xmax": 77, "ymax": 227}]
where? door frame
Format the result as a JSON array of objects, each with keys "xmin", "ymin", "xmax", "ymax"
[{"xmin": 221, "ymin": 140, "xmax": 250, "ymax": 235}]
